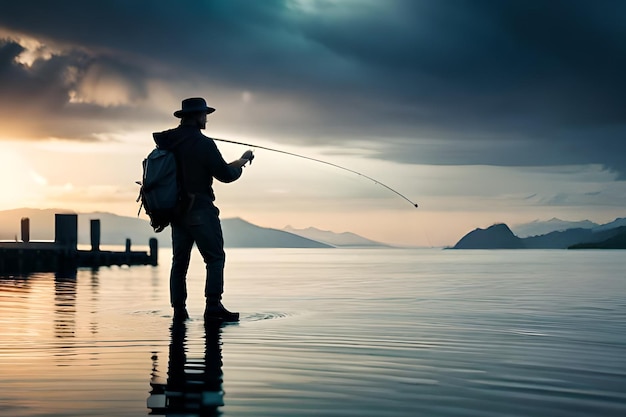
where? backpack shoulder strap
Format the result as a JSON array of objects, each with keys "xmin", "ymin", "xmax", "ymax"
[{"xmin": 168, "ymin": 134, "xmax": 196, "ymax": 200}]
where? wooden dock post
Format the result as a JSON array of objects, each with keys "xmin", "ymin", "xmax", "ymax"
[
  {"xmin": 55, "ymin": 214, "xmax": 77, "ymax": 252},
  {"xmin": 55, "ymin": 214, "xmax": 77, "ymax": 270},
  {"xmin": 21, "ymin": 217, "xmax": 30, "ymax": 243},
  {"xmin": 125, "ymin": 238, "xmax": 132, "ymax": 265},
  {"xmin": 149, "ymin": 238, "xmax": 158, "ymax": 266},
  {"xmin": 90, "ymin": 219, "xmax": 101, "ymax": 252}
]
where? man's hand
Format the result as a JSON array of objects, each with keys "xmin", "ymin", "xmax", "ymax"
[
  {"xmin": 241, "ymin": 150, "xmax": 255, "ymax": 165},
  {"xmin": 229, "ymin": 150, "xmax": 255, "ymax": 169}
]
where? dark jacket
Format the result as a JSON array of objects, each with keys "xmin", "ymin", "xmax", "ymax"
[{"xmin": 152, "ymin": 125, "xmax": 242, "ymax": 201}]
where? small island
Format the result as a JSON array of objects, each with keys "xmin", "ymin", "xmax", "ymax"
[{"xmin": 451, "ymin": 220, "xmax": 626, "ymax": 250}]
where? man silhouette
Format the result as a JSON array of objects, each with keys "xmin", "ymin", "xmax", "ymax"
[{"xmin": 153, "ymin": 97, "xmax": 253, "ymax": 322}]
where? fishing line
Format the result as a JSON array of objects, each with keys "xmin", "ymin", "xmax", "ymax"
[{"xmin": 213, "ymin": 137, "xmax": 419, "ymax": 208}]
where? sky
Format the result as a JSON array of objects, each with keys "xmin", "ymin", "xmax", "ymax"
[{"xmin": 0, "ymin": 0, "xmax": 625, "ymax": 247}]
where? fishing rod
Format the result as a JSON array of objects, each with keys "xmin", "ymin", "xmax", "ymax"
[{"xmin": 213, "ymin": 137, "xmax": 419, "ymax": 208}]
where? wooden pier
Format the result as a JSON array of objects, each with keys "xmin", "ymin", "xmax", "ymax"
[{"xmin": 0, "ymin": 214, "xmax": 158, "ymax": 274}]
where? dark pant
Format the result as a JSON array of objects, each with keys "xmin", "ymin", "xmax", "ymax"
[{"xmin": 169, "ymin": 201, "xmax": 225, "ymax": 308}]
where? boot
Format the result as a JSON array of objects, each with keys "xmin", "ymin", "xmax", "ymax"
[
  {"xmin": 173, "ymin": 306, "xmax": 189, "ymax": 322},
  {"xmin": 204, "ymin": 301, "xmax": 239, "ymax": 322}
]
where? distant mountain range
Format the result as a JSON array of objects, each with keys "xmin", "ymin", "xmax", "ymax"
[
  {"xmin": 283, "ymin": 225, "xmax": 390, "ymax": 247},
  {"xmin": 0, "ymin": 208, "xmax": 383, "ymax": 249},
  {"xmin": 221, "ymin": 218, "xmax": 331, "ymax": 248},
  {"xmin": 511, "ymin": 217, "xmax": 626, "ymax": 237},
  {"xmin": 452, "ymin": 218, "xmax": 626, "ymax": 249},
  {"xmin": 511, "ymin": 218, "xmax": 599, "ymax": 237}
]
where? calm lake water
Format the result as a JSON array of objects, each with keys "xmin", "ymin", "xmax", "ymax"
[{"xmin": 1, "ymin": 248, "xmax": 625, "ymax": 416}]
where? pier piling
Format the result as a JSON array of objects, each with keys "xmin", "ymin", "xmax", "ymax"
[
  {"xmin": 21, "ymin": 218, "xmax": 30, "ymax": 243},
  {"xmin": 55, "ymin": 214, "xmax": 78, "ymax": 254},
  {"xmin": 149, "ymin": 238, "xmax": 158, "ymax": 266},
  {"xmin": 90, "ymin": 219, "xmax": 101, "ymax": 252}
]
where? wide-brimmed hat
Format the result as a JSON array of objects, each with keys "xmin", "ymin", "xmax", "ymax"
[{"xmin": 173, "ymin": 97, "xmax": 216, "ymax": 118}]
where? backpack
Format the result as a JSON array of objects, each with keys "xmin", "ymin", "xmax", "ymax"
[{"xmin": 136, "ymin": 147, "xmax": 184, "ymax": 233}]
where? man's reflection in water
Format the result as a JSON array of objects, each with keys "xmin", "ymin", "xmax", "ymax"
[{"xmin": 148, "ymin": 320, "xmax": 225, "ymax": 416}]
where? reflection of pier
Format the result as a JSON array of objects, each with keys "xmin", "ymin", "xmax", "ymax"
[
  {"xmin": 0, "ymin": 214, "xmax": 158, "ymax": 273},
  {"xmin": 54, "ymin": 271, "xmax": 77, "ymax": 339},
  {"xmin": 148, "ymin": 321, "xmax": 225, "ymax": 416}
]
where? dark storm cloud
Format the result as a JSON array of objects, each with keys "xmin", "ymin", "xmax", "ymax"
[
  {"xmin": 0, "ymin": 0, "xmax": 625, "ymax": 176},
  {"xmin": 0, "ymin": 36, "xmax": 155, "ymax": 139}
]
